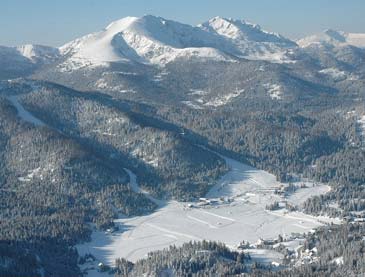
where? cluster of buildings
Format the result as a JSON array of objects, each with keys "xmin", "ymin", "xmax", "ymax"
[{"xmin": 187, "ymin": 197, "xmax": 234, "ymax": 208}]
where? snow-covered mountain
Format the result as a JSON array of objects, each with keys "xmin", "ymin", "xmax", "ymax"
[
  {"xmin": 0, "ymin": 44, "xmax": 59, "ymax": 64},
  {"xmin": 0, "ymin": 46, "xmax": 32, "ymax": 64},
  {"xmin": 16, "ymin": 44, "xmax": 60, "ymax": 63},
  {"xmin": 1, "ymin": 15, "xmax": 365, "ymax": 87},
  {"xmin": 199, "ymin": 17, "xmax": 297, "ymax": 62},
  {"xmin": 58, "ymin": 15, "xmax": 298, "ymax": 70},
  {"xmin": 59, "ymin": 15, "xmax": 232, "ymax": 69},
  {"xmin": 298, "ymin": 29, "xmax": 365, "ymax": 48},
  {"xmin": 0, "ymin": 44, "xmax": 59, "ymax": 79}
]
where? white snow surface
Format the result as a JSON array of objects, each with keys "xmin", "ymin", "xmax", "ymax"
[
  {"xmin": 183, "ymin": 88, "xmax": 245, "ymax": 109},
  {"xmin": 59, "ymin": 15, "xmax": 231, "ymax": 68},
  {"xmin": 7, "ymin": 96, "xmax": 45, "ymax": 126},
  {"xmin": 264, "ymin": 83, "xmax": 283, "ymax": 100},
  {"xmin": 181, "ymin": 101, "xmax": 204, "ymax": 110},
  {"xmin": 59, "ymin": 15, "xmax": 297, "ymax": 69},
  {"xmin": 77, "ymin": 152, "xmax": 338, "ymax": 267},
  {"xmin": 332, "ymin": 256, "xmax": 344, "ymax": 266},
  {"xmin": 357, "ymin": 115, "xmax": 365, "ymax": 141},
  {"xmin": 16, "ymin": 44, "xmax": 59, "ymax": 63},
  {"xmin": 319, "ymin": 67, "xmax": 358, "ymax": 81},
  {"xmin": 199, "ymin": 17, "xmax": 297, "ymax": 63},
  {"xmin": 298, "ymin": 29, "xmax": 365, "ymax": 48},
  {"xmin": 319, "ymin": 67, "xmax": 347, "ymax": 81},
  {"xmin": 0, "ymin": 44, "xmax": 59, "ymax": 65},
  {"xmin": 346, "ymin": 33, "xmax": 365, "ymax": 48},
  {"xmin": 204, "ymin": 89, "xmax": 244, "ymax": 107}
]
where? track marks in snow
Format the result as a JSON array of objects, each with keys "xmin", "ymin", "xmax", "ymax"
[
  {"xmin": 145, "ymin": 223, "xmax": 201, "ymax": 240},
  {"xmin": 187, "ymin": 215, "xmax": 219, "ymax": 229},
  {"xmin": 198, "ymin": 210, "xmax": 236, "ymax": 222}
]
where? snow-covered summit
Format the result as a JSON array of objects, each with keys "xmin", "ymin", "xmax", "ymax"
[
  {"xmin": 199, "ymin": 16, "xmax": 297, "ymax": 63},
  {"xmin": 2, "ymin": 15, "xmax": 365, "ymax": 72},
  {"xmin": 59, "ymin": 15, "xmax": 232, "ymax": 68},
  {"xmin": 297, "ymin": 29, "xmax": 365, "ymax": 48},
  {"xmin": 58, "ymin": 15, "xmax": 298, "ymax": 69},
  {"xmin": 200, "ymin": 16, "xmax": 295, "ymax": 45}
]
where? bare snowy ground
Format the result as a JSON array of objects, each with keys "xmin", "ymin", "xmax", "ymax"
[
  {"xmin": 319, "ymin": 67, "xmax": 359, "ymax": 81},
  {"xmin": 7, "ymin": 95, "xmax": 45, "ymax": 126},
  {"xmin": 263, "ymin": 83, "xmax": 283, "ymax": 100},
  {"xmin": 182, "ymin": 88, "xmax": 244, "ymax": 109},
  {"xmin": 77, "ymin": 153, "xmax": 339, "ymax": 268}
]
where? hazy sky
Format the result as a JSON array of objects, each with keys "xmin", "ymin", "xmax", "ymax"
[{"xmin": 1, "ymin": 0, "xmax": 365, "ymax": 47}]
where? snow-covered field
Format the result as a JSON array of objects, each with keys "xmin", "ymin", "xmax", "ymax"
[{"xmin": 77, "ymin": 153, "xmax": 338, "ymax": 268}]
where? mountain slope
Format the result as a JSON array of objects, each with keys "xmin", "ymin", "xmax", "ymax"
[
  {"xmin": 57, "ymin": 15, "xmax": 298, "ymax": 71},
  {"xmin": 298, "ymin": 29, "xmax": 365, "ymax": 48},
  {"xmin": 1, "ymin": 79, "xmax": 227, "ymax": 200},
  {"xmin": 199, "ymin": 16, "xmax": 297, "ymax": 62},
  {"xmin": 16, "ymin": 44, "xmax": 60, "ymax": 63},
  {"xmin": 0, "ymin": 45, "xmax": 59, "ymax": 80},
  {"xmin": 58, "ymin": 15, "xmax": 232, "ymax": 70}
]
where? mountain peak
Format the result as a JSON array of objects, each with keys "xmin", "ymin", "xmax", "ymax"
[
  {"xmin": 323, "ymin": 29, "xmax": 346, "ymax": 42},
  {"xmin": 58, "ymin": 15, "xmax": 233, "ymax": 68},
  {"xmin": 207, "ymin": 16, "xmax": 261, "ymax": 29},
  {"xmin": 105, "ymin": 15, "xmax": 170, "ymax": 32},
  {"xmin": 105, "ymin": 16, "xmax": 139, "ymax": 32},
  {"xmin": 200, "ymin": 16, "xmax": 295, "ymax": 47},
  {"xmin": 201, "ymin": 16, "xmax": 263, "ymax": 40},
  {"xmin": 57, "ymin": 15, "xmax": 298, "ymax": 70}
]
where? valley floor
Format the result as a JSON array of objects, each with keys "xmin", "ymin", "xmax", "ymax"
[{"xmin": 77, "ymin": 153, "xmax": 340, "ymax": 271}]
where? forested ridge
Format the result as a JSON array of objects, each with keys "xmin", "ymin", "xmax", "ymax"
[{"xmin": 0, "ymin": 82, "xmax": 227, "ymax": 276}]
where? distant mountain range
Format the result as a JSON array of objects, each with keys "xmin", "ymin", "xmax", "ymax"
[
  {"xmin": 1, "ymin": 15, "xmax": 365, "ymax": 71},
  {"xmin": 1, "ymin": 15, "xmax": 364, "ymax": 109}
]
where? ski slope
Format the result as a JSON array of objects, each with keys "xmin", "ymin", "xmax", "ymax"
[
  {"xmin": 7, "ymin": 96, "xmax": 45, "ymax": 126},
  {"xmin": 77, "ymin": 152, "xmax": 338, "ymax": 267}
]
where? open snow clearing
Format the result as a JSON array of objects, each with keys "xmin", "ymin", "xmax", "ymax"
[{"xmin": 77, "ymin": 151, "xmax": 339, "ymax": 267}]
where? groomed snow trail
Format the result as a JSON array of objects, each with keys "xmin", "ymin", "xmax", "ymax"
[{"xmin": 7, "ymin": 96, "xmax": 45, "ymax": 126}]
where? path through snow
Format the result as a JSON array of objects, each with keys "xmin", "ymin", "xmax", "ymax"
[{"xmin": 7, "ymin": 95, "xmax": 45, "ymax": 126}]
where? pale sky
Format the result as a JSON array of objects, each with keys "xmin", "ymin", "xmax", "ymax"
[{"xmin": 1, "ymin": 0, "xmax": 365, "ymax": 47}]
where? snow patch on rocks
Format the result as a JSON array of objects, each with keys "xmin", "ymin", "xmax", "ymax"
[{"xmin": 264, "ymin": 84, "xmax": 283, "ymax": 100}]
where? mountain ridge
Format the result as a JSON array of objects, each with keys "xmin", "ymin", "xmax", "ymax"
[
  {"xmin": 2, "ymin": 15, "xmax": 365, "ymax": 71},
  {"xmin": 298, "ymin": 29, "xmax": 365, "ymax": 48},
  {"xmin": 49, "ymin": 15, "xmax": 300, "ymax": 67}
]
